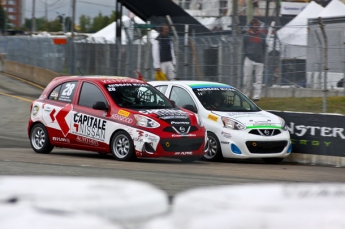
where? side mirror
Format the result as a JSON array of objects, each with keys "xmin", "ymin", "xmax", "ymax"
[
  {"xmin": 183, "ymin": 104, "xmax": 197, "ymax": 113},
  {"xmin": 92, "ymin": 101, "xmax": 109, "ymax": 111}
]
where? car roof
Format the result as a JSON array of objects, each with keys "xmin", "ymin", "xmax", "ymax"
[
  {"xmin": 148, "ymin": 80, "xmax": 235, "ymax": 88},
  {"xmin": 53, "ymin": 75, "xmax": 145, "ymax": 84}
]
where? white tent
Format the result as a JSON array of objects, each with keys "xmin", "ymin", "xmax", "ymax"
[
  {"xmin": 318, "ymin": 0, "xmax": 345, "ymax": 18},
  {"xmin": 86, "ymin": 15, "xmax": 157, "ymax": 44},
  {"xmin": 277, "ymin": 1, "xmax": 324, "ymax": 59}
]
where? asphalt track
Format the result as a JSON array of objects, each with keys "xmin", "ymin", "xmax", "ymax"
[{"xmin": 0, "ymin": 73, "xmax": 345, "ymax": 197}]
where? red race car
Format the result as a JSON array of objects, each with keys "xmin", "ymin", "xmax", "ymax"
[{"xmin": 28, "ymin": 76, "xmax": 207, "ymax": 162}]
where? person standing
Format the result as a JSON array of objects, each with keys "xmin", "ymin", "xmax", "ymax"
[
  {"xmin": 242, "ymin": 18, "xmax": 266, "ymax": 101},
  {"xmin": 152, "ymin": 24, "xmax": 176, "ymax": 80}
]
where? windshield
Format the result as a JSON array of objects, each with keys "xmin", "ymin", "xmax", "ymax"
[
  {"xmin": 105, "ymin": 83, "xmax": 174, "ymax": 109},
  {"xmin": 192, "ymin": 86, "xmax": 261, "ymax": 112}
]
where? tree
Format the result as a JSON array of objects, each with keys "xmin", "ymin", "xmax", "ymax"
[
  {"xmin": 79, "ymin": 15, "xmax": 91, "ymax": 33},
  {"xmin": 0, "ymin": 5, "xmax": 5, "ymax": 29},
  {"xmin": 90, "ymin": 12, "xmax": 112, "ymax": 33}
]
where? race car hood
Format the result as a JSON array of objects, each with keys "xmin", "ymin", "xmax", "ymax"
[
  {"xmin": 138, "ymin": 108, "xmax": 192, "ymax": 125},
  {"xmin": 212, "ymin": 110, "xmax": 283, "ymax": 127}
]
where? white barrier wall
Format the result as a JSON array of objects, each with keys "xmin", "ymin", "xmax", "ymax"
[
  {"xmin": 0, "ymin": 176, "xmax": 170, "ymax": 229},
  {"xmin": 141, "ymin": 183, "xmax": 345, "ymax": 229}
]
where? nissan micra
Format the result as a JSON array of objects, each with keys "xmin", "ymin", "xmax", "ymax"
[{"xmin": 28, "ymin": 76, "xmax": 207, "ymax": 162}]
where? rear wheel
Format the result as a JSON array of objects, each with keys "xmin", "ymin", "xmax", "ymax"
[
  {"xmin": 30, "ymin": 123, "xmax": 54, "ymax": 154},
  {"xmin": 110, "ymin": 131, "xmax": 136, "ymax": 161},
  {"xmin": 203, "ymin": 132, "xmax": 223, "ymax": 161},
  {"xmin": 262, "ymin": 157, "xmax": 284, "ymax": 164},
  {"xmin": 179, "ymin": 156, "xmax": 201, "ymax": 163}
]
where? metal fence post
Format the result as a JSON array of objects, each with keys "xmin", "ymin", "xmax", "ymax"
[{"xmin": 318, "ymin": 17, "xmax": 328, "ymax": 113}]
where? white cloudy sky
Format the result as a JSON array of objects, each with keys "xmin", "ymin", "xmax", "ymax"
[{"xmin": 24, "ymin": 0, "xmax": 118, "ymax": 23}]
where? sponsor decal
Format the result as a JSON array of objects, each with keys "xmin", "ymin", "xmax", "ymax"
[
  {"xmin": 32, "ymin": 105, "xmax": 39, "ymax": 117},
  {"xmin": 111, "ymin": 113, "xmax": 133, "ymax": 123},
  {"xmin": 291, "ymin": 139, "xmax": 331, "ymax": 147},
  {"xmin": 133, "ymin": 130, "xmax": 144, "ymax": 142},
  {"xmin": 145, "ymin": 133, "xmax": 159, "ymax": 142},
  {"xmin": 49, "ymin": 104, "xmax": 73, "ymax": 137},
  {"xmin": 139, "ymin": 109, "xmax": 188, "ymax": 119},
  {"xmin": 287, "ymin": 122, "xmax": 345, "ymax": 139},
  {"xmin": 76, "ymin": 136, "xmax": 99, "ymax": 146},
  {"xmin": 52, "ymin": 137, "xmax": 70, "ymax": 143},
  {"xmin": 208, "ymin": 114, "xmax": 218, "ymax": 122},
  {"xmin": 195, "ymin": 87, "xmax": 234, "ymax": 91},
  {"xmin": 72, "ymin": 113, "xmax": 106, "ymax": 141},
  {"xmin": 105, "ymin": 82, "xmax": 148, "ymax": 87},
  {"xmin": 172, "ymin": 134, "xmax": 196, "ymax": 137},
  {"xmin": 174, "ymin": 152, "xmax": 193, "ymax": 155},
  {"xmin": 226, "ymin": 112, "xmax": 269, "ymax": 118},
  {"xmin": 221, "ymin": 131, "xmax": 232, "ymax": 139},
  {"xmin": 118, "ymin": 109, "xmax": 130, "ymax": 117},
  {"xmin": 171, "ymin": 121, "xmax": 190, "ymax": 125},
  {"xmin": 220, "ymin": 141, "xmax": 229, "ymax": 144}
]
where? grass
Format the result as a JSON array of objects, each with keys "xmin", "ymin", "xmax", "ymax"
[{"xmin": 255, "ymin": 96, "xmax": 345, "ymax": 115}]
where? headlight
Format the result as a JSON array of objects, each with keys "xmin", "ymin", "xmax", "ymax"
[
  {"xmin": 221, "ymin": 117, "xmax": 246, "ymax": 130},
  {"xmin": 280, "ymin": 118, "xmax": 288, "ymax": 131},
  {"xmin": 195, "ymin": 114, "xmax": 203, "ymax": 127},
  {"xmin": 134, "ymin": 115, "xmax": 160, "ymax": 128}
]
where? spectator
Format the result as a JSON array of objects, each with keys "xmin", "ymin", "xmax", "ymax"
[
  {"xmin": 152, "ymin": 23, "xmax": 176, "ymax": 80},
  {"xmin": 242, "ymin": 18, "xmax": 266, "ymax": 101}
]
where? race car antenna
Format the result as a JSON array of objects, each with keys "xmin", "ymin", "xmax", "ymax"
[{"xmin": 77, "ymin": 67, "xmax": 84, "ymax": 76}]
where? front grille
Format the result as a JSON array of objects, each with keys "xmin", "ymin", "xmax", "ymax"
[
  {"xmin": 160, "ymin": 138, "xmax": 204, "ymax": 152},
  {"xmin": 163, "ymin": 126, "xmax": 198, "ymax": 133},
  {"xmin": 246, "ymin": 141, "xmax": 288, "ymax": 154},
  {"xmin": 249, "ymin": 129, "xmax": 281, "ymax": 136}
]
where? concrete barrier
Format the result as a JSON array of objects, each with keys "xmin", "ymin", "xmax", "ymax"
[{"xmin": 4, "ymin": 60, "xmax": 61, "ymax": 87}]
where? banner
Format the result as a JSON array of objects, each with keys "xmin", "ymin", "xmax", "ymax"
[
  {"xmin": 281, "ymin": 2, "xmax": 308, "ymax": 15},
  {"xmin": 269, "ymin": 111, "xmax": 345, "ymax": 157}
]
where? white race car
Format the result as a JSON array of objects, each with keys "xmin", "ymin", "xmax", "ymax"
[{"xmin": 149, "ymin": 81, "xmax": 292, "ymax": 164}]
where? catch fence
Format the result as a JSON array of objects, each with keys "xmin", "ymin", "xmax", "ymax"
[{"xmin": 2, "ymin": 16, "xmax": 345, "ymax": 97}]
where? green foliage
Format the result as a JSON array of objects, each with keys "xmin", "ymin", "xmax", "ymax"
[
  {"xmin": 256, "ymin": 97, "xmax": 345, "ymax": 115},
  {"xmin": 23, "ymin": 10, "xmax": 119, "ymax": 33},
  {"xmin": 79, "ymin": 15, "xmax": 91, "ymax": 32},
  {"xmin": 0, "ymin": 4, "xmax": 11, "ymax": 30}
]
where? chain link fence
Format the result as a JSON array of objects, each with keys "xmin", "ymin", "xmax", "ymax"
[{"xmin": 1, "ymin": 16, "xmax": 345, "ymax": 97}]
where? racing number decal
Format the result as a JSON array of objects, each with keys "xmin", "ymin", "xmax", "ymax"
[
  {"xmin": 62, "ymin": 83, "xmax": 75, "ymax": 96},
  {"xmin": 58, "ymin": 82, "xmax": 77, "ymax": 103}
]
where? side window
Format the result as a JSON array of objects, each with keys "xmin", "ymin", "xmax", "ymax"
[
  {"xmin": 48, "ymin": 81, "xmax": 77, "ymax": 103},
  {"xmin": 155, "ymin": 85, "xmax": 168, "ymax": 94},
  {"xmin": 170, "ymin": 86, "xmax": 196, "ymax": 109},
  {"xmin": 78, "ymin": 82, "xmax": 107, "ymax": 108},
  {"xmin": 48, "ymin": 85, "xmax": 62, "ymax": 100}
]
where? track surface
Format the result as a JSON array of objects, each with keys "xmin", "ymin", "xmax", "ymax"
[{"xmin": 1, "ymin": 73, "xmax": 345, "ymax": 196}]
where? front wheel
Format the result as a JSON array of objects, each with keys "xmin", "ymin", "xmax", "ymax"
[
  {"xmin": 110, "ymin": 131, "xmax": 136, "ymax": 161},
  {"xmin": 262, "ymin": 157, "xmax": 284, "ymax": 164},
  {"xmin": 30, "ymin": 123, "xmax": 54, "ymax": 154},
  {"xmin": 203, "ymin": 132, "xmax": 223, "ymax": 161}
]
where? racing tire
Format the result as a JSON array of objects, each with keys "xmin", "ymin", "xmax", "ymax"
[
  {"xmin": 203, "ymin": 132, "xmax": 223, "ymax": 161},
  {"xmin": 29, "ymin": 123, "xmax": 54, "ymax": 154},
  {"xmin": 262, "ymin": 157, "xmax": 284, "ymax": 164},
  {"xmin": 179, "ymin": 156, "xmax": 201, "ymax": 163},
  {"xmin": 110, "ymin": 131, "xmax": 136, "ymax": 161}
]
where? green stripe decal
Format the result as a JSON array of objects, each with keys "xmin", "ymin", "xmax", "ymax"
[{"xmin": 246, "ymin": 126, "xmax": 281, "ymax": 129}]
